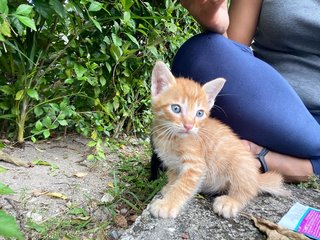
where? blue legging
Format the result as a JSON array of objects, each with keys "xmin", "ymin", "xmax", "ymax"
[{"xmin": 171, "ymin": 32, "xmax": 320, "ymax": 174}]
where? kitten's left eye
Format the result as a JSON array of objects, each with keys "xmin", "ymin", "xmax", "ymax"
[
  {"xmin": 196, "ymin": 110, "xmax": 204, "ymax": 118},
  {"xmin": 171, "ymin": 104, "xmax": 181, "ymax": 113}
]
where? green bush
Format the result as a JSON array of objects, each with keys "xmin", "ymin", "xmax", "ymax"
[{"xmin": 0, "ymin": 0, "xmax": 200, "ymax": 143}]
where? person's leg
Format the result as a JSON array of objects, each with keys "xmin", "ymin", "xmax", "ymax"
[{"xmin": 171, "ymin": 32, "xmax": 320, "ymax": 178}]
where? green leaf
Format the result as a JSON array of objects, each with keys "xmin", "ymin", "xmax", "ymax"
[
  {"xmin": 0, "ymin": 102, "xmax": 9, "ymax": 111},
  {"xmin": 87, "ymin": 141, "xmax": 96, "ymax": 147},
  {"xmin": 49, "ymin": 0, "xmax": 66, "ymax": 18},
  {"xmin": 94, "ymin": 98, "xmax": 100, "ymax": 106},
  {"xmin": 121, "ymin": 83, "xmax": 131, "ymax": 95},
  {"xmin": 43, "ymin": 129, "xmax": 50, "ymax": 139},
  {"xmin": 0, "ymin": 0, "xmax": 8, "ymax": 14},
  {"xmin": 15, "ymin": 15, "xmax": 36, "ymax": 31},
  {"xmin": 165, "ymin": 22, "xmax": 178, "ymax": 33},
  {"xmin": 113, "ymin": 96, "xmax": 119, "ymax": 110},
  {"xmin": 74, "ymin": 64, "xmax": 87, "ymax": 78},
  {"xmin": 147, "ymin": 45, "xmax": 158, "ymax": 58},
  {"xmin": 88, "ymin": 1, "xmax": 103, "ymax": 12},
  {"xmin": 123, "ymin": 11, "xmax": 130, "ymax": 22},
  {"xmin": 58, "ymin": 120, "xmax": 68, "ymax": 126},
  {"xmin": 15, "ymin": 90, "xmax": 24, "ymax": 100},
  {"xmin": 35, "ymin": 121, "xmax": 42, "ymax": 131},
  {"xmin": 42, "ymin": 116, "xmax": 52, "ymax": 128},
  {"xmin": 0, "ymin": 183, "xmax": 14, "ymax": 195},
  {"xmin": 64, "ymin": 78, "xmax": 74, "ymax": 84},
  {"xmin": 87, "ymin": 154, "xmax": 95, "ymax": 161},
  {"xmin": 0, "ymin": 210, "xmax": 24, "ymax": 240},
  {"xmin": 103, "ymin": 36, "xmax": 111, "ymax": 44},
  {"xmin": 111, "ymin": 33, "xmax": 122, "ymax": 46},
  {"xmin": 0, "ymin": 113, "xmax": 15, "ymax": 119},
  {"xmin": 91, "ymin": 18, "xmax": 102, "ymax": 32},
  {"xmin": 0, "ymin": 33, "xmax": 4, "ymax": 42},
  {"xmin": 15, "ymin": 4, "xmax": 33, "ymax": 16},
  {"xmin": 9, "ymin": 17, "xmax": 24, "ymax": 35},
  {"xmin": 99, "ymin": 76, "xmax": 106, "ymax": 86},
  {"xmin": 110, "ymin": 44, "xmax": 123, "ymax": 62},
  {"xmin": 91, "ymin": 130, "xmax": 97, "ymax": 140},
  {"xmin": 34, "ymin": 107, "xmax": 44, "ymax": 117},
  {"xmin": 105, "ymin": 62, "xmax": 111, "ymax": 73},
  {"xmin": 124, "ymin": 33, "xmax": 139, "ymax": 47},
  {"xmin": 32, "ymin": 160, "xmax": 52, "ymax": 166},
  {"xmin": 0, "ymin": 21, "xmax": 11, "ymax": 37},
  {"xmin": 0, "ymin": 85, "xmax": 14, "ymax": 95},
  {"xmin": 120, "ymin": 0, "xmax": 134, "ymax": 11},
  {"xmin": 27, "ymin": 89, "xmax": 39, "ymax": 100}
]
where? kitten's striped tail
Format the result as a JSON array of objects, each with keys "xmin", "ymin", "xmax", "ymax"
[{"xmin": 257, "ymin": 172, "xmax": 290, "ymax": 196}]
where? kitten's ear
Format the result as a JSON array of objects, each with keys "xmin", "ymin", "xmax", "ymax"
[
  {"xmin": 202, "ymin": 78, "xmax": 226, "ymax": 109},
  {"xmin": 151, "ymin": 61, "xmax": 176, "ymax": 97}
]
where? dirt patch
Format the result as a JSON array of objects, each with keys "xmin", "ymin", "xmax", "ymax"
[{"xmin": 0, "ymin": 135, "xmax": 135, "ymax": 239}]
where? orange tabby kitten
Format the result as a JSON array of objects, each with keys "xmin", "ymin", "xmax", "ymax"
[{"xmin": 149, "ymin": 61, "xmax": 287, "ymax": 219}]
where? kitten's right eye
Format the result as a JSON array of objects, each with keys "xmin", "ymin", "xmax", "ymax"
[{"xmin": 171, "ymin": 104, "xmax": 181, "ymax": 113}]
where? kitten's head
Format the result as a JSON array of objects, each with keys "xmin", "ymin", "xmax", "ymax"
[{"xmin": 151, "ymin": 61, "xmax": 225, "ymax": 136}]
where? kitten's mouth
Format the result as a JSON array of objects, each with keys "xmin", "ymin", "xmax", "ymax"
[
  {"xmin": 179, "ymin": 132, "xmax": 190, "ymax": 137},
  {"xmin": 178, "ymin": 130, "xmax": 194, "ymax": 136}
]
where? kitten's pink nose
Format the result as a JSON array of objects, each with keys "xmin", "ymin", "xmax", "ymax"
[{"xmin": 184, "ymin": 123, "xmax": 193, "ymax": 132}]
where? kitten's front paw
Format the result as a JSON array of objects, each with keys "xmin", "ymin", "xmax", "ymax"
[
  {"xmin": 213, "ymin": 195, "xmax": 242, "ymax": 218},
  {"xmin": 149, "ymin": 198, "xmax": 180, "ymax": 218}
]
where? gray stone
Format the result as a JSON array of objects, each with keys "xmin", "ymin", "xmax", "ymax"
[
  {"xmin": 100, "ymin": 193, "xmax": 114, "ymax": 203},
  {"xmin": 121, "ymin": 184, "xmax": 320, "ymax": 240}
]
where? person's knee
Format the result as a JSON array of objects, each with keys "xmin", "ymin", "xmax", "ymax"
[{"xmin": 172, "ymin": 32, "xmax": 231, "ymax": 84}]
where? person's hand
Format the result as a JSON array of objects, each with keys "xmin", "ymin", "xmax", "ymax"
[{"xmin": 180, "ymin": 0, "xmax": 229, "ymax": 34}]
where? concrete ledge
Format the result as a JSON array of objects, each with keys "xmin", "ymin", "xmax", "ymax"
[{"xmin": 121, "ymin": 184, "xmax": 319, "ymax": 240}]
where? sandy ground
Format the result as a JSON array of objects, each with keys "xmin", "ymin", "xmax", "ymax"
[
  {"xmin": 2, "ymin": 135, "xmax": 319, "ymax": 240},
  {"xmin": 0, "ymin": 135, "xmax": 125, "ymax": 239}
]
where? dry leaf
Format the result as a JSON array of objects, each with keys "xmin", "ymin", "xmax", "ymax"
[
  {"xmin": 32, "ymin": 190, "xmax": 49, "ymax": 196},
  {"xmin": 45, "ymin": 192, "xmax": 68, "ymax": 200},
  {"xmin": 96, "ymin": 228, "xmax": 106, "ymax": 240},
  {"xmin": 73, "ymin": 172, "xmax": 88, "ymax": 178},
  {"xmin": 241, "ymin": 212, "xmax": 309, "ymax": 240},
  {"xmin": 72, "ymin": 216, "xmax": 90, "ymax": 221},
  {"xmin": 0, "ymin": 150, "xmax": 29, "ymax": 167},
  {"xmin": 127, "ymin": 214, "xmax": 138, "ymax": 222},
  {"xmin": 114, "ymin": 214, "xmax": 128, "ymax": 228}
]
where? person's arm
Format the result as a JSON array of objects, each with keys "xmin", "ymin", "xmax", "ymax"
[
  {"xmin": 180, "ymin": 0, "xmax": 262, "ymax": 46},
  {"xmin": 227, "ymin": 0, "xmax": 262, "ymax": 46},
  {"xmin": 180, "ymin": 0, "xmax": 229, "ymax": 35}
]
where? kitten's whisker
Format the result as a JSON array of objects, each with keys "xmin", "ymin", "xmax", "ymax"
[
  {"xmin": 152, "ymin": 123, "xmax": 173, "ymax": 135},
  {"xmin": 212, "ymin": 104, "xmax": 227, "ymax": 118},
  {"xmin": 156, "ymin": 128, "xmax": 173, "ymax": 141}
]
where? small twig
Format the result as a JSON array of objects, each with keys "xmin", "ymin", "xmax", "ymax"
[
  {"xmin": 49, "ymin": 145, "xmax": 68, "ymax": 149},
  {"xmin": 25, "ymin": 142, "xmax": 46, "ymax": 152},
  {"xmin": 4, "ymin": 197, "xmax": 25, "ymax": 230},
  {"xmin": 0, "ymin": 150, "xmax": 29, "ymax": 167}
]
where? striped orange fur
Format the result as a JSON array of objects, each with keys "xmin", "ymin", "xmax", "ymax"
[{"xmin": 149, "ymin": 61, "xmax": 288, "ymax": 219}]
